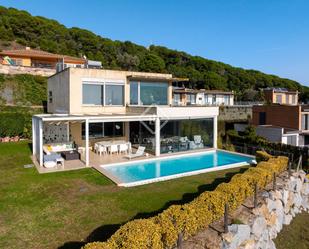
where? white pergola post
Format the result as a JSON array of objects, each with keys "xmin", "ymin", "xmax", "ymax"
[
  {"xmin": 213, "ymin": 116, "xmax": 218, "ymax": 149},
  {"xmin": 32, "ymin": 117, "xmax": 36, "ymax": 155},
  {"xmin": 39, "ymin": 119, "xmax": 43, "ymax": 166},
  {"xmin": 85, "ymin": 119, "xmax": 90, "ymax": 166},
  {"xmin": 155, "ymin": 117, "xmax": 161, "ymax": 156}
]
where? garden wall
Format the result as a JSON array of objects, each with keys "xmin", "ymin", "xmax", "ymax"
[
  {"xmin": 0, "ymin": 64, "xmax": 55, "ymax": 77},
  {"xmin": 218, "ymin": 105, "xmax": 252, "ymax": 122},
  {"xmin": 181, "ymin": 170, "xmax": 309, "ymax": 249},
  {"xmin": 83, "ymin": 154, "xmax": 292, "ymax": 249}
]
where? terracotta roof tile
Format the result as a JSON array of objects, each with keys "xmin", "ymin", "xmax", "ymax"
[{"xmin": 0, "ymin": 48, "xmax": 85, "ymax": 63}]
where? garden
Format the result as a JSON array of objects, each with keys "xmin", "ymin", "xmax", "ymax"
[{"xmin": 0, "ymin": 141, "xmax": 248, "ymax": 249}]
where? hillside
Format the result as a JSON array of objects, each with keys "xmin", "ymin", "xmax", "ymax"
[{"xmin": 0, "ymin": 5, "xmax": 308, "ymax": 101}]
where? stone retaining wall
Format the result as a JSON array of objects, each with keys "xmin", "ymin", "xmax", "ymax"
[
  {"xmin": 181, "ymin": 171, "xmax": 309, "ymax": 249},
  {"xmin": 0, "ymin": 64, "xmax": 55, "ymax": 77},
  {"xmin": 219, "ymin": 105, "xmax": 252, "ymax": 122}
]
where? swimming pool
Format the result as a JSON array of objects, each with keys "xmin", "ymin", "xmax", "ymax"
[{"xmin": 101, "ymin": 150, "xmax": 255, "ymax": 187}]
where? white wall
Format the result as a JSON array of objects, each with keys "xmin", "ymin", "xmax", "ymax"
[{"xmin": 256, "ymin": 126, "xmax": 283, "ymax": 143}]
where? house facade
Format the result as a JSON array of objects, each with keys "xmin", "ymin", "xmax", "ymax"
[
  {"xmin": 252, "ymin": 104, "xmax": 309, "ymax": 146},
  {"xmin": 263, "ymin": 87, "xmax": 298, "ymax": 105},
  {"xmin": 0, "ymin": 47, "xmax": 86, "ymax": 70},
  {"xmin": 32, "ymin": 68, "xmax": 219, "ymax": 169},
  {"xmin": 173, "ymin": 87, "xmax": 234, "ymax": 106}
]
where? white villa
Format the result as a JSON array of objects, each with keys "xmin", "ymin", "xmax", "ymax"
[{"xmin": 32, "ymin": 68, "xmax": 219, "ymax": 172}]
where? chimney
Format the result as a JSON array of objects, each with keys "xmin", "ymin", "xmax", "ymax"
[{"xmin": 25, "ymin": 46, "xmax": 31, "ymax": 50}]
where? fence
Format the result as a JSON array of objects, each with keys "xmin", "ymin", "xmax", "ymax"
[{"xmin": 229, "ymin": 142, "xmax": 308, "ymax": 171}]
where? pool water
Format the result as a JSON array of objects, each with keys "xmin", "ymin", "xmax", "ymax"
[{"xmin": 102, "ymin": 150, "xmax": 254, "ymax": 186}]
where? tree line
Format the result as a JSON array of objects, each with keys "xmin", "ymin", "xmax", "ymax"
[{"xmin": 0, "ymin": 6, "xmax": 308, "ymax": 101}]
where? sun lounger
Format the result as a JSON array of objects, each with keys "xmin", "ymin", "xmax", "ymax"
[{"xmin": 124, "ymin": 146, "xmax": 145, "ymax": 159}]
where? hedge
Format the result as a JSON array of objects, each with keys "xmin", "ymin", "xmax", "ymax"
[
  {"xmin": 83, "ymin": 153, "xmax": 288, "ymax": 249},
  {"xmin": 0, "ymin": 112, "xmax": 26, "ymax": 137}
]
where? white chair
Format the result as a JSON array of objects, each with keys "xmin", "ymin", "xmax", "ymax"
[
  {"xmin": 124, "ymin": 146, "xmax": 145, "ymax": 159},
  {"xmin": 94, "ymin": 143, "xmax": 100, "ymax": 154},
  {"xmin": 193, "ymin": 135, "xmax": 204, "ymax": 148},
  {"xmin": 119, "ymin": 143, "xmax": 129, "ymax": 154},
  {"xmin": 98, "ymin": 145, "xmax": 107, "ymax": 156},
  {"xmin": 109, "ymin": 144, "xmax": 119, "ymax": 154}
]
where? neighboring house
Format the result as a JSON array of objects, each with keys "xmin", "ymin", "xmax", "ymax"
[
  {"xmin": 252, "ymin": 104, "xmax": 309, "ymax": 146},
  {"xmin": 32, "ymin": 68, "xmax": 219, "ymax": 170},
  {"xmin": 173, "ymin": 87, "xmax": 234, "ymax": 106},
  {"xmin": 263, "ymin": 87, "xmax": 298, "ymax": 105},
  {"xmin": 0, "ymin": 47, "xmax": 86, "ymax": 69}
]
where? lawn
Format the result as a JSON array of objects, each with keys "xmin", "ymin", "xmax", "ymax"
[
  {"xmin": 275, "ymin": 212, "xmax": 309, "ymax": 249},
  {"xmin": 0, "ymin": 141, "xmax": 249, "ymax": 249}
]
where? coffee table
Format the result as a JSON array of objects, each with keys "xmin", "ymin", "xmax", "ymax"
[{"xmin": 61, "ymin": 150, "xmax": 80, "ymax": 160}]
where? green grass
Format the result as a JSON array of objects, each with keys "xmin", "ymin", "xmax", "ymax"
[
  {"xmin": 0, "ymin": 141, "xmax": 249, "ymax": 249},
  {"xmin": 275, "ymin": 212, "xmax": 309, "ymax": 249}
]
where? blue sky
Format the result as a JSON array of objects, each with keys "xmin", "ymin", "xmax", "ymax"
[{"xmin": 1, "ymin": 0, "xmax": 309, "ymax": 85}]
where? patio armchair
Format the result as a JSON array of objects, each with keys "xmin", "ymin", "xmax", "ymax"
[
  {"xmin": 124, "ymin": 146, "xmax": 145, "ymax": 160},
  {"xmin": 193, "ymin": 135, "xmax": 204, "ymax": 148},
  {"xmin": 189, "ymin": 135, "xmax": 204, "ymax": 150}
]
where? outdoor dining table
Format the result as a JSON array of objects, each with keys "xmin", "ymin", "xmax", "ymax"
[{"xmin": 95, "ymin": 140, "xmax": 131, "ymax": 154}]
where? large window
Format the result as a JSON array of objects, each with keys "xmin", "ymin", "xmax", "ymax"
[
  {"xmin": 82, "ymin": 122, "xmax": 124, "ymax": 139},
  {"xmin": 160, "ymin": 119, "xmax": 214, "ymax": 153},
  {"xmin": 224, "ymin": 95, "xmax": 230, "ymax": 105},
  {"xmin": 130, "ymin": 81, "xmax": 168, "ymax": 105},
  {"xmin": 130, "ymin": 82, "xmax": 139, "ymax": 105},
  {"xmin": 105, "ymin": 84, "xmax": 124, "ymax": 105},
  {"xmin": 82, "ymin": 81, "xmax": 124, "ymax": 106},
  {"xmin": 82, "ymin": 83, "xmax": 103, "ymax": 105}
]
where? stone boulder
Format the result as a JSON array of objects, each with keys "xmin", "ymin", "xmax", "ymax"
[{"xmin": 222, "ymin": 224, "xmax": 251, "ymax": 249}]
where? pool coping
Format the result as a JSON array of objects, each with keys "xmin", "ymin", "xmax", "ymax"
[{"xmin": 98, "ymin": 149, "xmax": 256, "ymax": 187}]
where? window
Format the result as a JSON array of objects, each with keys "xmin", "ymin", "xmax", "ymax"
[
  {"xmin": 105, "ymin": 84, "xmax": 124, "ymax": 105},
  {"xmin": 259, "ymin": 112, "xmax": 266, "ymax": 125},
  {"xmin": 173, "ymin": 93, "xmax": 180, "ymax": 105},
  {"xmin": 186, "ymin": 94, "xmax": 196, "ymax": 105},
  {"xmin": 82, "ymin": 83, "xmax": 103, "ymax": 105},
  {"xmin": 48, "ymin": 91, "xmax": 53, "ymax": 103},
  {"xmin": 302, "ymin": 114, "xmax": 309, "ymax": 130},
  {"xmin": 130, "ymin": 82, "xmax": 139, "ymax": 105},
  {"xmin": 291, "ymin": 95, "xmax": 296, "ymax": 104},
  {"xmin": 129, "ymin": 81, "xmax": 168, "ymax": 105},
  {"xmin": 276, "ymin": 95, "xmax": 282, "ymax": 104},
  {"xmin": 212, "ymin": 95, "xmax": 216, "ymax": 104},
  {"xmin": 82, "ymin": 80, "xmax": 125, "ymax": 106},
  {"xmin": 11, "ymin": 58, "xmax": 23, "ymax": 66},
  {"xmin": 140, "ymin": 82, "xmax": 168, "ymax": 105},
  {"xmin": 224, "ymin": 95, "xmax": 230, "ymax": 105},
  {"xmin": 82, "ymin": 122, "xmax": 124, "ymax": 139}
]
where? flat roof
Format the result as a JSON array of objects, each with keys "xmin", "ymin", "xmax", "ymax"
[
  {"xmin": 49, "ymin": 67, "xmax": 178, "ymax": 80},
  {"xmin": 263, "ymin": 87, "xmax": 298, "ymax": 94},
  {"xmin": 173, "ymin": 87, "xmax": 233, "ymax": 95},
  {"xmin": 257, "ymin": 125, "xmax": 299, "ymax": 134},
  {"xmin": 34, "ymin": 113, "xmax": 157, "ymax": 122}
]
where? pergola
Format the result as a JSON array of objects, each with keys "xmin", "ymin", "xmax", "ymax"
[{"xmin": 32, "ymin": 113, "xmax": 159, "ymax": 167}]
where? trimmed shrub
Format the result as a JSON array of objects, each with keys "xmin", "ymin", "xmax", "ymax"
[
  {"xmin": 83, "ymin": 155, "xmax": 289, "ymax": 249},
  {"xmin": 256, "ymin": 150, "xmax": 273, "ymax": 162},
  {"xmin": 0, "ymin": 112, "xmax": 25, "ymax": 137}
]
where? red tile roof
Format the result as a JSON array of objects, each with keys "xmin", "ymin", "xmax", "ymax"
[{"xmin": 0, "ymin": 48, "xmax": 85, "ymax": 64}]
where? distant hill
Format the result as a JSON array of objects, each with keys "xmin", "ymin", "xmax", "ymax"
[{"xmin": 0, "ymin": 5, "xmax": 308, "ymax": 101}]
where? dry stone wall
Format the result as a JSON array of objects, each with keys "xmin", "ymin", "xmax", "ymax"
[
  {"xmin": 181, "ymin": 171, "xmax": 309, "ymax": 249},
  {"xmin": 0, "ymin": 64, "xmax": 55, "ymax": 77}
]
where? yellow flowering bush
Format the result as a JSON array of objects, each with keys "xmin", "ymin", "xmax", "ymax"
[
  {"xmin": 256, "ymin": 150, "xmax": 273, "ymax": 162},
  {"xmin": 84, "ymin": 155, "xmax": 289, "ymax": 249}
]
